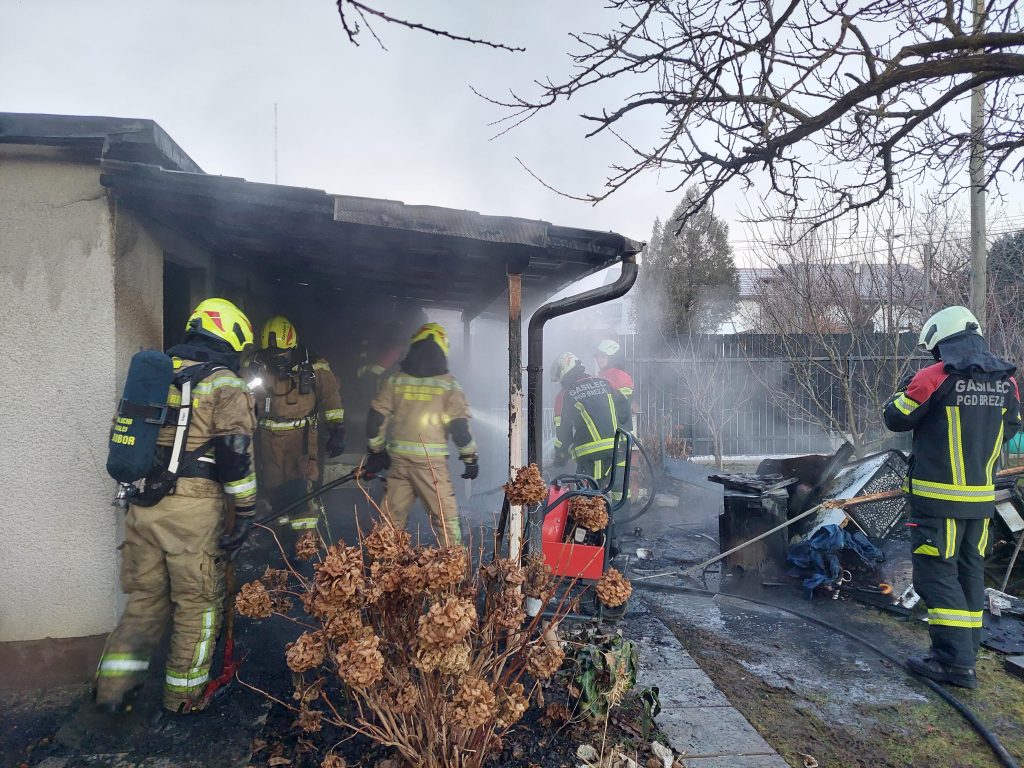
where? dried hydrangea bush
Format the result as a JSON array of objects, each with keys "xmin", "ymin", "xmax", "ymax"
[
  {"xmin": 568, "ymin": 495, "xmax": 609, "ymax": 532},
  {"xmin": 236, "ymin": 504, "xmax": 574, "ymax": 768},
  {"xmin": 502, "ymin": 463, "xmax": 548, "ymax": 506},
  {"xmin": 595, "ymin": 568, "xmax": 632, "ymax": 608}
]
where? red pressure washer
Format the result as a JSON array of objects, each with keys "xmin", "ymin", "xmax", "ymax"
[
  {"xmin": 492, "ymin": 430, "xmax": 633, "ymax": 621},
  {"xmin": 540, "ymin": 429, "xmax": 632, "ymax": 584}
]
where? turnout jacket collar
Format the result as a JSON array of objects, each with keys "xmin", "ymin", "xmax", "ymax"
[
  {"xmin": 938, "ymin": 333, "xmax": 1016, "ymax": 380},
  {"xmin": 167, "ymin": 338, "xmax": 241, "ymax": 373}
]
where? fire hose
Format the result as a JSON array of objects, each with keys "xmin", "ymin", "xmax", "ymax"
[
  {"xmin": 251, "ymin": 468, "xmax": 362, "ymax": 527},
  {"xmin": 634, "ymin": 580, "xmax": 1020, "ymax": 768}
]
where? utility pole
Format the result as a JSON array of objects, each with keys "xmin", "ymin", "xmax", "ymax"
[
  {"xmin": 886, "ymin": 229, "xmax": 895, "ymax": 334},
  {"xmin": 969, "ymin": 0, "xmax": 987, "ymax": 327},
  {"xmin": 274, "ymin": 102, "xmax": 279, "ymax": 185}
]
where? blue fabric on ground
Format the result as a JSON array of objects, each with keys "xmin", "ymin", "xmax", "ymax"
[{"xmin": 786, "ymin": 524, "xmax": 885, "ymax": 593}]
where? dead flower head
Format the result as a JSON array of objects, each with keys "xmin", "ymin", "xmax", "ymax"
[
  {"xmin": 366, "ymin": 560, "xmax": 405, "ymax": 603},
  {"xmin": 321, "ymin": 608, "xmax": 364, "ymax": 642},
  {"xmin": 569, "ymin": 495, "xmax": 609, "ymax": 532},
  {"xmin": 317, "ymin": 543, "xmax": 364, "ymax": 582},
  {"xmin": 235, "ymin": 580, "xmax": 273, "ymax": 619},
  {"xmin": 260, "ymin": 566, "xmax": 291, "ymax": 591},
  {"xmin": 321, "ymin": 756, "xmax": 347, "ymax": 768},
  {"xmin": 308, "ymin": 544, "xmax": 365, "ymax": 615},
  {"xmin": 387, "ymin": 682, "xmax": 419, "ymax": 714},
  {"xmin": 418, "ymin": 546, "xmax": 468, "ymax": 592},
  {"xmin": 399, "ymin": 562, "xmax": 428, "ymax": 597},
  {"xmin": 523, "ymin": 554, "xmax": 554, "ymax": 599},
  {"xmin": 415, "ymin": 640, "xmax": 471, "ymax": 675},
  {"xmin": 482, "ymin": 558, "xmax": 526, "ymax": 589},
  {"xmin": 487, "ymin": 589, "xmax": 526, "ymax": 632},
  {"xmin": 526, "ymin": 641, "xmax": 565, "ymax": 680},
  {"xmin": 503, "ymin": 464, "xmax": 548, "ymax": 506},
  {"xmin": 417, "ymin": 597, "xmax": 477, "ymax": 647},
  {"xmin": 496, "ymin": 682, "xmax": 529, "ymax": 728},
  {"xmin": 364, "ymin": 521, "xmax": 412, "ymax": 561},
  {"xmin": 286, "ymin": 631, "xmax": 327, "ymax": 673},
  {"xmin": 295, "ymin": 531, "xmax": 320, "ymax": 561},
  {"xmin": 448, "ymin": 676, "xmax": 497, "ymax": 730},
  {"xmin": 295, "ymin": 706, "xmax": 324, "ymax": 733},
  {"xmin": 335, "ymin": 634, "xmax": 385, "ymax": 689},
  {"xmin": 595, "ymin": 568, "xmax": 632, "ymax": 608}
]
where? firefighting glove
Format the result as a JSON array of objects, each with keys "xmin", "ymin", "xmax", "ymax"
[
  {"xmin": 325, "ymin": 426, "xmax": 346, "ymax": 458},
  {"xmin": 219, "ymin": 515, "xmax": 254, "ymax": 554},
  {"xmin": 363, "ymin": 449, "xmax": 391, "ymax": 478},
  {"xmin": 461, "ymin": 454, "xmax": 480, "ymax": 480}
]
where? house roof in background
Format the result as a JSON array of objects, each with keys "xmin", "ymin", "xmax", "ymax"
[{"xmin": 737, "ymin": 263, "xmax": 925, "ymax": 302}]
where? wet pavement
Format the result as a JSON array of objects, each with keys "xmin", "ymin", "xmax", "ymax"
[{"xmin": 626, "ymin": 599, "xmax": 790, "ymax": 767}]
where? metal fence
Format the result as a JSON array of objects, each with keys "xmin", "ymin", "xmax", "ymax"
[{"xmin": 631, "ymin": 333, "xmax": 924, "ymax": 458}]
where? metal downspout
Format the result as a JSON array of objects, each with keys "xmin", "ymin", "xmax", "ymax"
[{"xmin": 522, "ymin": 251, "xmax": 639, "ymax": 603}]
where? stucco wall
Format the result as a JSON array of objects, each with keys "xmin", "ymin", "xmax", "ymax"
[{"xmin": 0, "ymin": 147, "xmax": 123, "ymax": 641}]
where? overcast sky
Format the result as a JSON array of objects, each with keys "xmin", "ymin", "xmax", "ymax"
[
  {"xmin": 3, "ymin": 0, "xmax": 1021, "ymax": 267},
  {"xmin": 0, "ymin": 1, "xmax": 693, "ymax": 243}
]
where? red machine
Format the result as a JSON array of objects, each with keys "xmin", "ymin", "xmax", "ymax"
[
  {"xmin": 536, "ymin": 429, "xmax": 634, "ymax": 587},
  {"xmin": 541, "ymin": 482, "xmax": 609, "ymax": 582}
]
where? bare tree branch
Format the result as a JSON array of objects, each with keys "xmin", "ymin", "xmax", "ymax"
[
  {"xmin": 335, "ymin": 0, "xmax": 524, "ymax": 52},
  {"xmin": 485, "ymin": 0, "xmax": 1024, "ymax": 232}
]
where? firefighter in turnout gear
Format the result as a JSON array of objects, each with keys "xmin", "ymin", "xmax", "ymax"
[
  {"xmin": 364, "ymin": 323, "xmax": 476, "ymax": 545},
  {"xmin": 595, "ymin": 338, "xmax": 636, "ymax": 433},
  {"xmin": 551, "ymin": 352, "xmax": 631, "ymax": 495},
  {"xmin": 95, "ymin": 298, "xmax": 257, "ymax": 714},
  {"xmin": 251, "ymin": 316, "xmax": 345, "ymax": 538},
  {"xmin": 884, "ymin": 306, "xmax": 1021, "ymax": 688}
]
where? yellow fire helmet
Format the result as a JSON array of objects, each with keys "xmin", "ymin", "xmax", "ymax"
[
  {"xmin": 186, "ymin": 298, "xmax": 254, "ymax": 352},
  {"xmin": 261, "ymin": 315, "xmax": 299, "ymax": 350},
  {"xmin": 411, "ymin": 322, "xmax": 449, "ymax": 356}
]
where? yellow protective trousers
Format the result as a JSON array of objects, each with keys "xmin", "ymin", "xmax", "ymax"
[
  {"xmin": 384, "ymin": 456, "xmax": 462, "ymax": 545},
  {"xmin": 257, "ymin": 426, "xmax": 319, "ymax": 532},
  {"xmin": 95, "ymin": 494, "xmax": 225, "ymax": 712}
]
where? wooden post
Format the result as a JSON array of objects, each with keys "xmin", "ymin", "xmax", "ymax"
[
  {"xmin": 508, "ymin": 272, "xmax": 524, "ymax": 561},
  {"xmin": 463, "ymin": 314, "xmax": 473, "ymax": 499}
]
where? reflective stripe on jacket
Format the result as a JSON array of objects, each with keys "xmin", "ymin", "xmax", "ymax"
[
  {"xmin": 553, "ymin": 375, "xmax": 630, "ymax": 459},
  {"xmin": 368, "ymin": 373, "xmax": 473, "ymax": 459},
  {"xmin": 883, "ymin": 361, "xmax": 1021, "ymax": 518}
]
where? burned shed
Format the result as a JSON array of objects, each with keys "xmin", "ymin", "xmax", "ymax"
[{"xmin": 0, "ymin": 112, "xmax": 640, "ymax": 674}]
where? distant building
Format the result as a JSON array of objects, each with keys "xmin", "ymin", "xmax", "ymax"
[{"xmin": 718, "ymin": 263, "xmax": 926, "ymax": 335}]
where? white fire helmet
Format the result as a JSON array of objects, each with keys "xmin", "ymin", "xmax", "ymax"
[
  {"xmin": 596, "ymin": 339, "xmax": 620, "ymax": 357},
  {"xmin": 551, "ymin": 352, "xmax": 581, "ymax": 383},
  {"xmin": 918, "ymin": 306, "xmax": 983, "ymax": 351}
]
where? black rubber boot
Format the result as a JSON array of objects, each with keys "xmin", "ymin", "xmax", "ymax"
[
  {"xmin": 907, "ymin": 655, "xmax": 977, "ymax": 689},
  {"xmin": 92, "ymin": 683, "xmax": 142, "ymax": 715}
]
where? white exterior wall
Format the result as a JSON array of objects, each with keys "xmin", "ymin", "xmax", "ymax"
[{"xmin": 0, "ymin": 147, "xmax": 165, "ymax": 641}]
